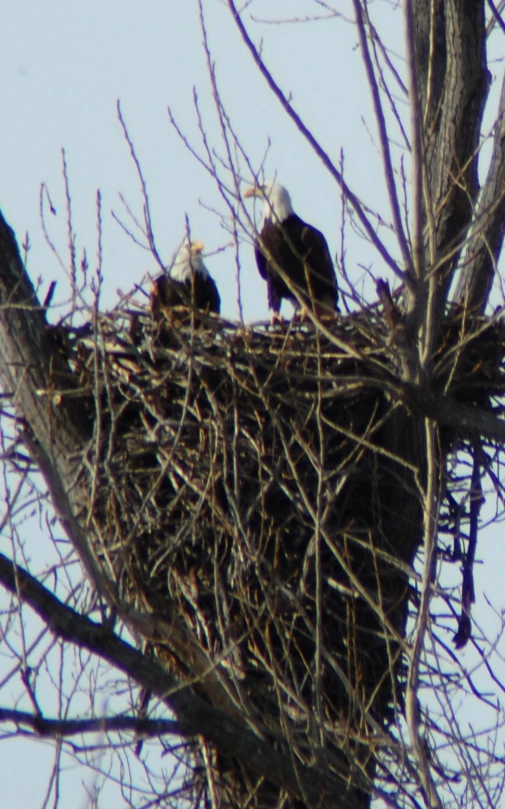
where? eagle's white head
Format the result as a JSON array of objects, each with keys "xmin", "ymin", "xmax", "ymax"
[
  {"xmin": 244, "ymin": 181, "xmax": 294, "ymax": 225},
  {"xmin": 169, "ymin": 238, "xmax": 209, "ymax": 282}
]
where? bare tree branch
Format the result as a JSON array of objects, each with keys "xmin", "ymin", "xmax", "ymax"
[
  {"xmin": 413, "ymin": 0, "xmax": 488, "ymax": 317},
  {"xmin": 454, "ymin": 70, "xmax": 505, "ymax": 310},
  {"xmin": 0, "ymin": 708, "xmax": 181, "ymax": 739},
  {"xmin": 226, "ymin": 0, "xmax": 410, "ymax": 287},
  {"xmin": 0, "ymin": 550, "xmax": 368, "ymax": 809},
  {"xmin": 352, "ymin": 0, "xmax": 414, "ymax": 281}
]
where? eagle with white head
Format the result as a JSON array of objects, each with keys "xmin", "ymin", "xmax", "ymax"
[
  {"xmin": 151, "ymin": 238, "xmax": 221, "ymax": 318},
  {"xmin": 244, "ymin": 181, "xmax": 338, "ymax": 320}
]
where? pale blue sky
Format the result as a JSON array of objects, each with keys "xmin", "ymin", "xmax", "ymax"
[
  {"xmin": 1, "ymin": 0, "xmax": 399, "ymax": 322},
  {"xmin": 1, "ymin": 2, "xmax": 505, "ymax": 807}
]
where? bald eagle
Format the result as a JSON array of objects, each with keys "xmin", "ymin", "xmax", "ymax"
[
  {"xmin": 244, "ymin": 182, "xmax": 338, "ymax": 320},
  {"xmin": 151, "ymin": 239, "xmax": 221, "ymax": 321}
]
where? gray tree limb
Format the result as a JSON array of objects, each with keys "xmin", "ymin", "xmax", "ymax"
[
  {"xmin": 0, "ymin": 550, "xmax": 366, "ymax": 809},
  {"xmin": 0, "ymin": 708, "xmax": 181, "ymax": 739},
  {"xmin": 413, "ymin": 0, "xmax": 488, "ymax": 317},
  {"xmin": 453, "ymin": 70, "xmax": 505, "ymax": 310}
]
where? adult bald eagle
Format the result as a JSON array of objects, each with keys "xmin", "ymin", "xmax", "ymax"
[
  {"xmin": 151, "ymin": 239, "xmax": 221, "ymax": 320},
  {"xmin": 244, "ymin": 182, "xmax": 338, "ymax": 320}
]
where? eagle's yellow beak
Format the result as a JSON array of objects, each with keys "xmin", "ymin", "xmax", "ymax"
[
  {"xmin": 189, "ymin": 240, "xmax": 204, "ymax": 255},
  {"xmin": 244, "ymin": 185, "xmax": 263, "ymax": 199}
]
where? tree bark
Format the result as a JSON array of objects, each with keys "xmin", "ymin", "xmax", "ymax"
[
  {"xmin": 413, "ymin": 0, "xmax": 488, "ymax": 316},
  {"xmin": 453, "ymin": 69, "xmax": 505, "ymax": 310},
  {"xmin": 0, "ymin": 550, "xmax": 365, "ymax": 809}
]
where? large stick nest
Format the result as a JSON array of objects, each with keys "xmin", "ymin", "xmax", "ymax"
[{"xmin": 57, "ymin": 293, "xmax": 505, "ymax": 807}]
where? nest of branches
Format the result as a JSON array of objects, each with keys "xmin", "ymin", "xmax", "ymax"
[{"xmin": 62, "ymin": 294, "xmax": 505, "ymax": 807}]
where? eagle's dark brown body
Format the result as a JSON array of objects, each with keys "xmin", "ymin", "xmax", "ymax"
[
  {"xmin": 246, "ymin": 182, "xmax": 338, "ymax": 318},
  {"xmin": 151, "ymin": 239, "xmax": 221, "ymax": 323},
  {"xmin": 257, "ymin": 212, "xmax": 338, "ymax": 316},
  {"xmin": 152, "ymin": 272, "xmax": 220, "ymax": 314}
]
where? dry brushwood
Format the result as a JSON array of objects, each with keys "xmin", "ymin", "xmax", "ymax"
[
  {"xmin": 49, "ymin": 289, "xmax": 502, "ymax": 808},
  {"xmin": 1, "ymin": 204, "xmax": 505, "ymax": 808}
]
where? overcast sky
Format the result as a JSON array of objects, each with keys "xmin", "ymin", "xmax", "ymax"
[{"xmin": 2, "ymin": 2, "xmax": 505, "ymax": 807}]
